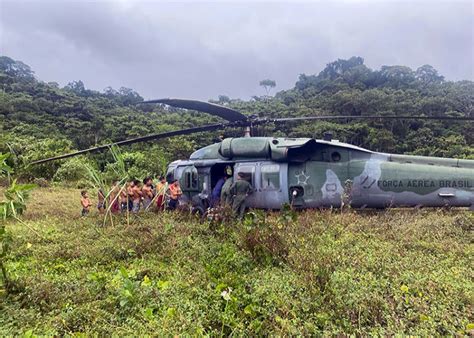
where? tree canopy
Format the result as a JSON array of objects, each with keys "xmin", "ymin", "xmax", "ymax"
[{"xmin": 0, "ymin": 55, "xmax": 472, "ymax": 181}]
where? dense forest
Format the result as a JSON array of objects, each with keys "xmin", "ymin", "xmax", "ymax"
[{"xmin": 0, "ymin": 55, "xmax": 472, "ymax": 183}]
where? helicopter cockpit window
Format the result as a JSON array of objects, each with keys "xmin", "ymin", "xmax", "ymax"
[
  {"xmin": 175, "ymin": 166, "xmax": 185, "ymax": 180},
  {"xmin": 261, "ymin": 164, "xmax": 280, "ymax": 190},
  {"xmin": 166, "ymin": 167, "xmax": 176, "ymax": 183}
]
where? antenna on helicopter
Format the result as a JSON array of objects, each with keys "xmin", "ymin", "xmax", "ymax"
[
  {"xmin": 244, "ymin": 126, "xmax": 251, "ymax": 137},
  {"xmin": 323, "ymin": 131, "xmax": 333, "ymax": 141}
]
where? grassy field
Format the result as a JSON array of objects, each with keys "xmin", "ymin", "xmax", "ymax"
[{"xmin": 0, "ymin": 187, "xmax": 473, "ymax": 335}]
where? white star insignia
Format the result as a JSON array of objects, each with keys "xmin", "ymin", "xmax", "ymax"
[{"xmin": 295, "ymin": 171, "xmax": 310, "ymax": 185}]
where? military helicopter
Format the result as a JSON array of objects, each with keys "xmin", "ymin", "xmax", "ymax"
[{"xmin": 32, "ymin": 98, "xmax": 474, "ymax": 211}]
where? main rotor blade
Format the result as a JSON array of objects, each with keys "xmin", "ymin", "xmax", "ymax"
[
  {"xmin": 31, "ymin": 123, "xmax": 228, "ymax": 165},
  {"xmin": 266, "ymin": 115, "xmax": 474, "ymax": 123},
  {"xmin": 141, "ymin": 98, "xmax": 247, "ymax": 122}
]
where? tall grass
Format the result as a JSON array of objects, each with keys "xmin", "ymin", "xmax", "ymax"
[
  {"xmin": 84, "ymin": 146, "xmax": 131, "ymax": 226},
  {"xmin": 0, "ymin": 187, "xmax": 472, "ymax": 335}
]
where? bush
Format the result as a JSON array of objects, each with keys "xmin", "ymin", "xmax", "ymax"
[
  {"xmin": 33, "ymin": 178, "xmax": 49, "ymax": 187},
  {"xmin": 103, "ymin": 149, "xmax": 168, "ymax": 181},
  {"xmin": 53, "ymin": 157, "xmax": 90, "ymax": 182},
  {"xmin": 75, "ymin": 178, "xmax": 94, "ymax": 189}
]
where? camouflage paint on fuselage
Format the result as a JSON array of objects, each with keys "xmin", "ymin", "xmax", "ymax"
[
  {"xmin": 288, "ymin": 160, "xmax": 348, "ymax": 208},
  {"xmin": 170, "ymin": 137, "xmax": 474, "ymax": 210},
  {"xmin": 350, "ymin": 153, "xmax": 474, "ymax": 208}
]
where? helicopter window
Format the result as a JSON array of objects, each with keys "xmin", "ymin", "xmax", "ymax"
[
  {"xmin": 183, "ymin": 167, "xmax": 198, "ymax": 189},
  {"xmin": 166, "ymin": 168, "xmax": 175, "ymax": 183},
  {"xmin": 331, "ymin": 151, "xmax": 341, "ymax": 162},
  {"xmin": 175, "ymin": 166, "xmax": 185, "ymax": 180},
  {"xmin": 261, "ymin": 164, "xmax": 280, "ymax": 190},
  {"xmin": 236, "ymin": 165, "xmax": 255, "ymax": 185},
  {"xmin": 185, "ymin": 172, "xmax": 191, "ymax": 188}
]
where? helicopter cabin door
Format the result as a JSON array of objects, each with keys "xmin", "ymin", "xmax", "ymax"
[{"xmin": 234, "ymin": 162, "xmax": 289, "ymax": 209}]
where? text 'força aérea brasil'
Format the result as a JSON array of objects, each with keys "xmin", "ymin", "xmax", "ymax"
[{"xmin": 377, "ymin": 180, "xmax": 473, "ymax": 189}]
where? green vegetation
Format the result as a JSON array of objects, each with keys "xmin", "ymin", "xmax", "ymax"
[
  {"xmin": 0, "ymin": 55, "xmax": 472, "ymax": 182},
  {"xmin": 0, "ymin": 153, "xmax": 35, "ymax": 290},
  {"xmin": 0, "ymin": 188, "xmax": 472, "ymax": 335},
  {"xmin": 0, "ymin": 55, "xmax": 473, "ymax": 335}
]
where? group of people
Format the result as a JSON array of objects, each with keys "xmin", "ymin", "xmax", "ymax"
[
  {"xmin": 80, "ymin": 176, "xmax": 183, "ymax": 216},
  {"xmin": 80, "ymin": 168, "xmax": 254, "ymax": 220}
]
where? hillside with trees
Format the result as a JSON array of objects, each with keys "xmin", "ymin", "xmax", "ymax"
[{"xmin": 0, "ymin": 55, "xmax": 472, "ymax": 182}]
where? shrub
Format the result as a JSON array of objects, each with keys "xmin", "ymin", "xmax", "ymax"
[
  {"xmin": 32, "ymin": 178, "xmax": 49, "ymax": 188},
  {"xmin": 53, "ymin": 157, "xmax": 90, "ymax": 182}
]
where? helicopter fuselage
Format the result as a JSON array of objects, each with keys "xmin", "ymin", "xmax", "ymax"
[{"xmin": 166, "ymin": 137, "xmax": 474, "ymax": 211}]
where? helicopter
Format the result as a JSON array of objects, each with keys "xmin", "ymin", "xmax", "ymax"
[{"xmin": 32, "ymin": 98, "xmax": 474, "ymax": 211}]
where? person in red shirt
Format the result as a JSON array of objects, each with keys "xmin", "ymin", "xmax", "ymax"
[{"xmin": 155, "ymin": 176, "xmax": 167, "ymax": 211}]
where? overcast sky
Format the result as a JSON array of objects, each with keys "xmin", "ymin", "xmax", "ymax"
[{"xmin": 1, "ymin": 0, "xmax": 473, "ymax": 100}]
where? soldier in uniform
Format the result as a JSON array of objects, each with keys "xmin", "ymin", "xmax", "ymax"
[
  {"xmin": 220, "ymin": 166, "xmax": 234, "ymax": 207},
  {"xmin": 230, "ymin": 172, "xmax": 253, "ymax": 220}
]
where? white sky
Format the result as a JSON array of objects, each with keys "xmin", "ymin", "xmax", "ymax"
[{"xmin": 1, "ymin": 0, "xmax": 473, "ymax": 99}]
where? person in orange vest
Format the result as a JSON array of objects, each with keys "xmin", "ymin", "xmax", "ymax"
[{"xmin": 168, "ymin": 179, "xmax": 182, "ymax": 210}]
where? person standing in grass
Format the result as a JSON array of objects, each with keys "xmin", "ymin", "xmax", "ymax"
[
  {"xmin": 121, "ymin": 181, "xmax": 130, "ymax": 212},
  {"xmin": 81, "ymin": 190, "xmax": 92, "ymax": 217},
  {"xmin": 142, "ymin": 177, "xmax": 154, "ymax": 210},
  {"xmin": 109, "ymin": 180, "xmax": 121, "ymax": 214},
  {"xmin": 155, "ymin": 176, "xmax": 167, "ymax": 211},
  {"xmin": 97, "ymin": 188, "xmax": 106, "ymax": 214},
  {"xmin": 127, "ymin": 180, "xmax": 136, "ymax": 212},
  {"xmin": 131, "ymin": 179, "xmax": 142, "ymax": 213},
  {"xmin": 230, "ymin": 172, "xmax": 253, "ymax": 220},
  {"xmin": 220, "ymin": 173, "xmax": 233, "ymax": 207},
  {"xmin": 211, "ymin": 176, "xmax": 227, "ymax": 207},
  {"xmin": 168, "ymin": 179, "xmax": 182, "ymax": 210}
]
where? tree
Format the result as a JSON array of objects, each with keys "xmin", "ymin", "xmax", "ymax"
[
  {"xmin": 64, "ymin": 80, "xmax": 86, "ymax": 96},
  {"xmin": 218, "ymin": 95, "xmax": 231, "ymax": 104},
  {"xmin": 0, "ymin": 56, "xmax": 35, "ymax": 80},
  {"xmin": 379, "ymin": 65, "xmax": 416, "ymax": 88},
  {"xmin": 415, "ymin": 65, "xmax": 444, "ymax": 85},
  {"xmin": 118, "ymin": 87, "xmax": 143, "ymax": 105},
  {"xmin": 319, "ymin": 56, "xmax": 365, "ymax": 80},
  {"xmin": 259, "ymin": 79, "xmax": 276, "ymax": 96}
]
